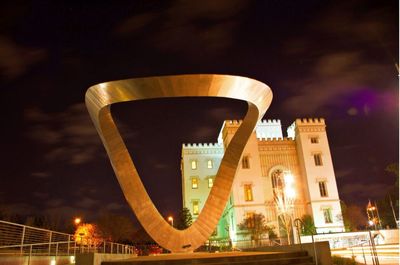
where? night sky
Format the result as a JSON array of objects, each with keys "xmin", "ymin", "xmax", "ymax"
[{"xmin": 0, "ymin": 1, "xmax": 398, "ymax": 225}]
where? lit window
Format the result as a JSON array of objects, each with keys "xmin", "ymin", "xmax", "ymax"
[
  {"xmin": 319, "ymin": 181, "xmax": 328, "ymax": 197},
  {"xmin": 242, "ymin": 156, "xmax": 250, "ymax": 169},
  {"xmin": 244, "ymin": 184, "xmax": 253, "ymax": 201},
  {"xmin": 208, "ymin": 178, "xmax": 213, "ymax": 188},
  {"xmin": 207, "ymin": 160, "xmax": 213, "ymax": 169},
  {"xmin": 191, "ymin": 160, "xmax": 197, "ymax": 170},
  {"xmin": 245, "ymin": 212, "xmax": 255, "ymax": 228},
  {"xmin": 313, "ymin": 154, "xmax": 323, "ymax": 166},
  {"xmin": 323, "ymin": 208, "xmax": 333, "ymax": 223},
  {"xmin": 310, "ymin": 137, "xmax": 319, "ymax": 144},
  {"xmin": 191, "ymin": 177, "xmax": 198, "ymax": 189},
  {"xmin": 193, "ymin": 201, "xmax": 199, "ymax": 215}
]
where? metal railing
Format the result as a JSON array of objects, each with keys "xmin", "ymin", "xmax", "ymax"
[
  {"xmin": 0, "ymin": 220, "xmax": 136, "ymax": 257},
  {"xmin": 329, "ymin": 231, "xmax": 381, "ymax": 265},
  {"xmin": 293, "ymin": 218, "xmax": 318, "ymax": 265},
  {"xmin": 194, "ymin": 236, "xmax": 291, "ymax": 253},
  {"xmin": 0, "ymin": 220, "xmax": 72, "ymax": 248}
]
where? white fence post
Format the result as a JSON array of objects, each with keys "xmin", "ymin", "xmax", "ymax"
[
  {"xmin": 48, "ymin": 231, "xmax": 52, "ymax": 255},
  {"xmin": 67, "ymin": 235, "xmax": 70, "ymax": 255},
  {"xmin": 28, "ymin": 245, "xmax": 32, "ymax": 265},
  {"xmin": 20, "ymin": 226, "xmax": 26, "ymax": 255}
]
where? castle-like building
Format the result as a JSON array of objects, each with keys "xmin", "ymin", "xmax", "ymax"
[{"xmin": 181, "ymin": 118, "xmax": 345, "ymax": 244}]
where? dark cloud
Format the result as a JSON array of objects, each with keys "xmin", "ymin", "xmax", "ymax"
[
  {"xmin": 281, "ymin": 1, "xmax": 397, "ymax": 116},
  {"xmin": 73, "ymin": 186, "xmax": 98, "ymax": 198},
  {"xmin": 190, "ymin": 126, "xmax": 219, "ymax": 140},
  {"xmin": 154, "ymin": 163, "xmax": 170, "ymax": 169},
  {"xmin": 25, "ymin": 103, "xmax": 102, "ymax": 165},
  {"xmin": 105, "ymin": 203, "xmax": 124, "ymax": 211},
  {"xmin": 0, "ymin": 36, "xmax": 46, "ymax": 80},
  {"xmin": 77, "ymin": 197, "xmax": 99, "ymax": 209},
  {"xmin": 311, "ymin": 2, "xmax": 394, "ymax": 46},
  {"xmin": 31, "ymin": 172, "xmax": 50, "ymax": 179},
  {"xmin": 340, "ymin": 183, "xmax": 389, "ymax": 200},
  {"xmin": 167, "ymin": 0, "xmax": 248, "ymax": 20},
  {"xmin": 43, "ymin": 206, "xmax": 86, "ymax": 221},
  {"xmin": 335, "ymin": 168, "xmax": 355, "ymax": 179},
  {"xmin": 282, "ymin": 51, "xmax": 394, "ymax": 115},
  {"xmin": 115, "ymin": 12, "xmax": 156, "ymax": 36},
  {"xmin": 115, "ymin": 0, "xmax": 249, "ymax": 56},
  {"xmin": 46, "ymin": 198, "xmax": 64, "ymax": 208},
  {"xmin": 5, "ymin": 203, "xmax": 35, "ymax": 216},
  {"xmin": 32, "ymin": 192, "xmax": 49, "ymax": 199}
]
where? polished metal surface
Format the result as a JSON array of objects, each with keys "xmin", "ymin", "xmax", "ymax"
[{"xmin": 85, "ymin": 74, "xmax": 272, "ymax": 252}]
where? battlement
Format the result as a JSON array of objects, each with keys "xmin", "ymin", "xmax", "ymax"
[
  {"xmin": 259, "ymin": 119, "xmax": 281, "ymax": 125},
  {"xmin": 225, "ymin": 119, "xmax": 280, "ymax": 125},
  {"xmin": 259, "ymin": 137, "xmax": 294, "ymax": 142},
  {"xmin": 296, "ymin": 118, "xmax": 325, "ymax": 125},
  {"xmin": 226, "ymin": 119, "xmax": 243, "ymax": 125},
  {"xmin": 287, "ymin": 118, "xmax": 326, "ymax": 138},
  {"xmin": 182, "ymin": 142, "xmax": 223, "ymax": 148}
]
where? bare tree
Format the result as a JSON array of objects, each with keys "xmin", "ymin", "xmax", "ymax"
[{"xmin": 272, "ymin": 169, "xmax": 296, "ymax": 245}]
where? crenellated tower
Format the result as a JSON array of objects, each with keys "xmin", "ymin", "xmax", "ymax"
[{"xmin": 288, "ymin": 118, "xmax": 344, "ymax": 233}]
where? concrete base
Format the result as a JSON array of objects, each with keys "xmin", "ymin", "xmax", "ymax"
[
  {"xmin": 0, "ymin": 255, "xmax": 74, "ymax": 265},
  {"xmin": 76, "ymin": 253, "xmax": 137, "ymax": 265},
  {"xmin": 246, "ymin": 241, "xmax": 332, "ymax": 265},
  {"xmin": 100, "ymin": 251, "xmax": 313, "ymax": 265}
]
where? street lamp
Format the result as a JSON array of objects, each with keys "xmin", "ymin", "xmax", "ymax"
[
  {"xmin": 168, "ymin": 216, "xmax": 174, "ymax": 227},
  {"xmin": 79, "ymin": 232, "xmax": 85, "ymax": 253},
  {"xmin": 74, "ymin": 217, "xmax": 81, "ymax": 226},
  {"xmin": 367, "ymin": 202, "xmax": 381, "ymax": 230}
]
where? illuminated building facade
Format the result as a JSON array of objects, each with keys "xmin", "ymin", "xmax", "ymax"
[{"xmin": 181, "ymin": 118, "xmax": 345, "ymax": 243}]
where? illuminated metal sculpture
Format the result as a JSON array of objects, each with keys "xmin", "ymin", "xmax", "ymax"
[{"xmin": 85, "ymin": 74, "xmax": 272, "ymax": 252}]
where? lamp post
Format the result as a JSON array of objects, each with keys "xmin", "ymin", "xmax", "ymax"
[
  {"xmin": 79, "ymin": 232, "xmax": 85, "ymax": 253},
  {"xmin": 168, "ymin": 216, "xmax": 174, "ymax": 227},
  {"xmin": 367, "ymin": 202, "xmax": 380, "ymax": 230}
]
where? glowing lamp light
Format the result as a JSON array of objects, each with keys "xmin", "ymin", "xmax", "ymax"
[
  {"xmin": 284, "ymin": 173, "xmax": 294, "ymax": 185},
  {"xmin": 285, "ymin": 187, "xmax": 296, "ymax": 199},
  {"xmin": 74, "ymin": 217, "xmax": 81, "ymax": 225},
  {"xmin": 368, "ymin": 220, "xmax": 374, "ymax": 226},
  {"xmin": 167, "ymin": 216, "xmax": 174, "ymax": 227}
]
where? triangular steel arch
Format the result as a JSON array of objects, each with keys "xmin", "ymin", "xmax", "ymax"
[{"xmin": 85, "ymin": 74, "xmax": 272, "ymax": 252}]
